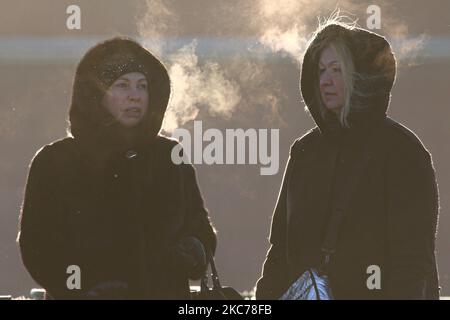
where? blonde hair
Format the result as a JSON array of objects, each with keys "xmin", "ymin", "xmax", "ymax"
[
  {"xmin": 309, "ymin": 12, "xmax": 358, "ymax": 128},
  {"xmin": 314, "ymin": 39, "xmax": 355, "ymax": 128}
]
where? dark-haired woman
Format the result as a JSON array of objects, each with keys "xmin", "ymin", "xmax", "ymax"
[{"xmin": 18, "ymin": 37, "xmax": 216, "ymax": 299}]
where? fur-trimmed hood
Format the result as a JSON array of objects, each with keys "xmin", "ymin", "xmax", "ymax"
[
  {"xmin": 68, "ymin": 37, "xmax": 171, "ymax": 149},
  {"xmin": 300, "ymin": 24, "xmax": 397, "ymax": 134}
]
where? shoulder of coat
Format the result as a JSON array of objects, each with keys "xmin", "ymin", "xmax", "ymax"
[
  {"xmin": 33, "ymin": 137, "xmax": 75, "ymax": 158},
  {"xmin": 290, "ymin": 126, "xmax": 321, "ymax": 156},
  {"xmin": 381, "ymin": 117, "xmax": 431, "ymax": 158},
  {"xmin": 152, "ymin": 134, "xmax": 179, "ymax": 151},
  {"xmin": 150, "ymin": 135, "xmax": 185, "ymax": 163},
  {"xmin": 29, "ymin": 137, "xmax": 75, "ymax": 169},
  {"xmin": 151, "ymin": 134, "xmax": 195, "ymax": 172},
  {"xmin": 47, "ymin": 136, "xmax": 76, "ymax": 149}
]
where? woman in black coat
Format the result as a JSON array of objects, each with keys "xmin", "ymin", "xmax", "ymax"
[
  {"xmin": 256, "ymin": 22, "xmax": 440, "ymax": 300},
  {"xmin": 18, "ymin": 37, "xmax": 216, "ymax": 299}
]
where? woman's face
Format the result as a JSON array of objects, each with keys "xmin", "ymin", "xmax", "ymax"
[
  {"xmin": 319, "ymin": 46, "xmax": 345, "ymax": 115},
  {"xmin": 102, "ymin": 72, "xmax": 149, "ymax": 128}
]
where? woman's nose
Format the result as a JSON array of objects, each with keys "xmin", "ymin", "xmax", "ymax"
[
  {"xmin": 128, "ymin": 87, "xmax": 141, "ymax": 101},
  {"xmin": 320, "ymin": 71, "xmax": 332, "ymax": 87}
]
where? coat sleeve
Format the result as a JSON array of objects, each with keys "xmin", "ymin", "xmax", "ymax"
[
  {"xmin": 384, "ymin": 140, "xmax": 440, "ymax": 299},
  {"xmin": 18, "ymin": 146, "xmax": 73, "ymax": 299},
  {"xmin": 179, "ymin": 162, "xmax": 217, "ymax": 255},
  {"xmin": 255, "ymin": 149, "xmax": 297, "ymax": 300}
]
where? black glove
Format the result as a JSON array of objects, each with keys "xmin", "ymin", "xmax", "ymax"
[{"xmin": 167, "ymin": 236, "xmax": 207, "ymax": 280}]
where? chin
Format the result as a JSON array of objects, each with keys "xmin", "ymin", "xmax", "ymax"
[
  {"xmin": 326, "ymin": 104, "xmax": 340, "ymax": 111},
  {"xmin": 325, "ymin": 105, "xmax": 343, "ymax": 116},
  {"xmin": 119, "ymin": 119, "xmax": 142, "ymax": 128}
]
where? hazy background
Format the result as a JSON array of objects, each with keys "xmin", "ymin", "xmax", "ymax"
[{"xmin": 1, "ymin": 0, "xmax": 449, "ymax": 297}]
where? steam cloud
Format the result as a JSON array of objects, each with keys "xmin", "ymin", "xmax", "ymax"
[
  {"xmin": 137, "ymin": 0, "xmax": 241, "ymax": 133},
  {"xmin": 136, "ymin": 0, "xmax": 428, "ymax": 132},
  {"xmin": 254, "ymin": 0, "xmax": 312, "ymax": 62},
  {"xmin": 136, "ymin": 0, "xmax": 178, "ymax": 57},
  {"xmin": 254, "ymin": 0, "xmax": 427, "ymax": 65},
  {"xmin": 164, "ymin": 40, "xmax": 241, "ymax": 132},
  {"xmin": 382, "ymin": 20, "xmax": 428, "ymax": 67}
]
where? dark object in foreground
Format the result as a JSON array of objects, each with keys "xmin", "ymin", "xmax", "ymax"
[{"xmin": 191, "ymin": 249, "xmax": 243, "ymax": 300}]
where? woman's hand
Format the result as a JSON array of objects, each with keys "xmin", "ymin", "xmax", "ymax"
[{"xmin": 167, "ymin": 236, "xmax": 207, "ymax": 280}]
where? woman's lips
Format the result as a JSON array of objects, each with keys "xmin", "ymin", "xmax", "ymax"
[
  {"xmin": 123, "ymin": 107, "xmax": 142, "ymax": 118},
  {"xmin": 323, "ymin": 92, "xmax": 337, "ymax": 101}
]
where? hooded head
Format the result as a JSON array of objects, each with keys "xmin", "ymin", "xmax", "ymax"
[
  {"xmin": 69, "ymin": 37, "xmax": 171, "ymax": 148},
  {"xmin": 301, "ymin": 22, "xmax": 396, "ymax": 135}
]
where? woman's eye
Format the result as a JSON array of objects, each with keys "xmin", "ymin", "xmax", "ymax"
[
  {"xmin": 319, "ymin": 68, "xmax": 325, "ymax": 75},
  {"xmin": 332, "ymin": 67, "xmax": 341, "ymax": 73},
  {"xmin": 138, "ymin": 83, "xmax": 148, "ymax": 90},
  {"xmin": 115, "ymin": 82, "xmax": 128, "ymax": 88}
]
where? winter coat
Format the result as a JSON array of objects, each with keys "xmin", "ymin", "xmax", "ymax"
[
  {"xmin": 18, "ymin": 38, "xmax": 216, "ymax": 299},
  {"xmin": 256, "ymin": 24, "xmax": 440, "ymax": 300}
]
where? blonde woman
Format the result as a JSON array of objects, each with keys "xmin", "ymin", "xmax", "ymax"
[{"xmin": 256, "ymin": 21, "xmax": 440, "ymax": 300}]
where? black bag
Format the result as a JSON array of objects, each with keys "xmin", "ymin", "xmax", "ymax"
[{"xmin": 191, "ymin": 249, "xmax": 243, "ymax": 300}]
